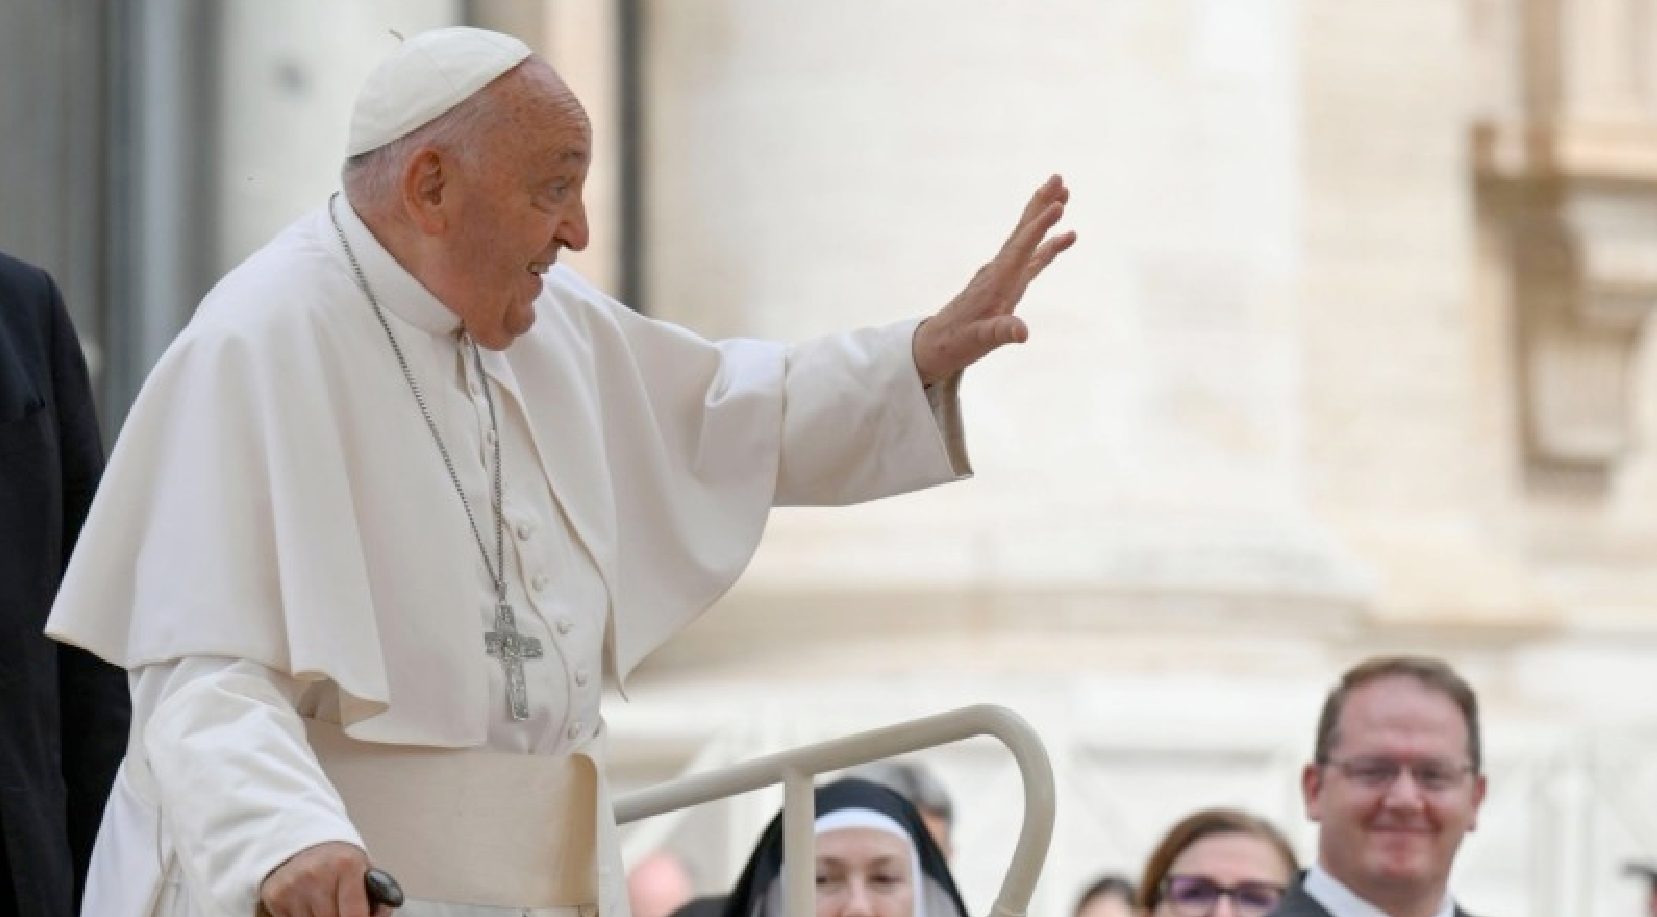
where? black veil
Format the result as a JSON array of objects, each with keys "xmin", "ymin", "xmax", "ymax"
[{"xmin": 719, "ymin": 778, "xmax": 970, "ymax": 917}]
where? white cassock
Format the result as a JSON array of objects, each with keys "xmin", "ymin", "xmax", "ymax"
[{"xmin": 46, "ymin": 197, "xmax": 969, "ymax": 917}]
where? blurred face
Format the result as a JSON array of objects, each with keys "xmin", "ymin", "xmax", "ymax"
[
  {"xmin": 422, "ymin": 59, "xmax": 591, "ymax": 349},
  {"xmin": 1154, "ymin": 833, "xmax": 1292, "ymax": 917},
  {"xmin": 1077, "ymin": 894, "xmax": 1136, "ymax": 917},
  {"xmin": 918, "ymin": 811, "xmax": 952, "ymax": 862},
  {"xmin": 626, "ymin": 853, "xmax": 693, "ymax": 917},
  {"xmin": 1303, "ymin": 677, "xmax": 1487, "ymax": 908},
  {"xmin": 815, "ymin": 827, "xmax": 915, "ymax": 917}
]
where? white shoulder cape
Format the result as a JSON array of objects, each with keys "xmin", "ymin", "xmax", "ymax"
[{"xmin": 48, "ymin": 205, "xmax": 962, "ymax": 748}]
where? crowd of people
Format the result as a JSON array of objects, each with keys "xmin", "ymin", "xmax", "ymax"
[{"xmin": 628, "ymin": 656, "xmax": 1540, "ymax": 917}]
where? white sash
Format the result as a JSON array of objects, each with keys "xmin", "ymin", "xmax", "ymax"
[{"xmin": 305, "ymin": 719, "xmax": 600, "ymax": 909}]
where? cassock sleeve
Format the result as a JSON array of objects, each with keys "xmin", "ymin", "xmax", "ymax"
[
  {"xmin": 135, "ymin": 657, "xmax": 361, "ymax": 917},
  {"xmin": 774, "ymin": 319, "xmax": 970, "ymax": 506},
  {"xmin": 558, "ymin": 284, "xmax": 977, "ymax": 677}
]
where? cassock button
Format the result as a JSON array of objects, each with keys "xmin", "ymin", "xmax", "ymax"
[
  {"xmin": 567, "ymin": 721, "xmax": 584, "ymax": 740},
  {"xmin": 484, "ymin": 429, "xmax": 497, "ymax": 447},
  {"xmin": 556, "ymin": 617, "xmax": 573, "ymax": 635},
  {"xmin": 531, "ymin": 573, "xmax": 550, "ymax": 592},
  {"xmin": 515, "ymin": 519, "xmax": 535, "ymax": 541},
  {"xmin": 574, "ymin": 668, "xmax": 590, "ymax": 687}
]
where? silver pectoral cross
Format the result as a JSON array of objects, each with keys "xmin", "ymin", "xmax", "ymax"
[{"xmin": 484, "ymin": 602, "xmax": 543, "ymax": 720}]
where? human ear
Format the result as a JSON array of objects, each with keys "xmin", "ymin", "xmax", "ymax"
[
  {"xmin": 1301, "ymin": 763, "xmax": 1325, "ymax": 822},
  {"xmin": 401, "ymin": 148, "xmax": 448, "ymax": 234}
]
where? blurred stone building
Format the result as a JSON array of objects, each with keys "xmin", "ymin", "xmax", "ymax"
[{"xmin": 4, "ymin": 2, "xmax": 1656, "ymax": 915}]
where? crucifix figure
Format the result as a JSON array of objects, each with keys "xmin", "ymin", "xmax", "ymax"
[{"xmin": 484, "ymin": 602, "xmax": 543, "ymax": 720}]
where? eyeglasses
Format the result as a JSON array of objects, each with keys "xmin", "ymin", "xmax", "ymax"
[
  {"xmin": 1324, "ymin": 756, "xmax": 1475, "ymax": 792},
  {"xmin": 1160, "ymin": 875, "xmax": 1285, "ymax": 917}
]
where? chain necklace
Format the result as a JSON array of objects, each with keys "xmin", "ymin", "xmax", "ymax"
[
  {"xmin": 327, "ymin": 194, "xmax": 507, "ymax": 603},
  {"xmin": 328, "ymin": 195, "xmax": 545, "ymax": 720}
]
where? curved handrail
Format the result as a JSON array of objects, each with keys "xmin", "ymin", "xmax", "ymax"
[{"xmin": 614, "ymin": 704, "xmax": 1055, "ymax": 917}]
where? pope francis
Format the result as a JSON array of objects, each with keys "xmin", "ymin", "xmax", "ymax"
[{"xmin": 45, "ymin": 26, "xmax": 1075, "ymax": 917}]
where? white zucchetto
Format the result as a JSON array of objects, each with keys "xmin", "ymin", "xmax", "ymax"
[{"xmin": 346, "ymin": 26, "xmax": 532, "ymax": 157}]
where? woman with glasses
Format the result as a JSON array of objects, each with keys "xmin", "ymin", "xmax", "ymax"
[{"xmin": 1138, "ymin": 809, "xmax": 1299, "ymax": 917}]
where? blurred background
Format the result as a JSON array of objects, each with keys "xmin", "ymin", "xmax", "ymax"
[{"xmin": 5, "ymin": 1, "xmax": 1657, "ymax": 915}]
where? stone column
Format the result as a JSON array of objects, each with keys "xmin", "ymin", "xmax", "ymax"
[
  {"xmin": 639, "ymin": 0, "xmax": 1369, "ymax": 671},
  {"xmin": 213, "ymin": 0, "xmax": 460, "ymax": 273},
  {"xmin": 1299, "ymin": 1, "xmax": 1553, "ymax": 631}
]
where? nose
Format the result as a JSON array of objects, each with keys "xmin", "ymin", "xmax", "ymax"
[
  {"xmin": 1382, "ymin": 768, "xmax": 1427, "ymax": 810},
  {"xmin": 558, "ymin": 195, "xmax": 590, "ymax": 252},
  {"xmin": 1212, "ymin": 896, "xmax": 1238, "ymax": 917},
  {"xmin": 841, "ymin": 880, "xmax": 876, "ymax": 917}
]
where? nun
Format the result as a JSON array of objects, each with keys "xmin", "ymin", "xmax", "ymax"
[{"xmin": 723, "ymin": 778, "xmax": 972, "ymax": 917}]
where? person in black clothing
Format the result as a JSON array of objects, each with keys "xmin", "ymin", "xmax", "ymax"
[
  {"xmin": 722, "ymin": 778, "xmax": 968, "ymax": 917},
  {"xmin": 0, "ymin": 250, "xmax": 129, "ymax": 917}
]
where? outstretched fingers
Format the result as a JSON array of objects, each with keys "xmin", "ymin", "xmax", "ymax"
[
  {"xmin": 1024, "ymin": 228, "xmax": 1078, "ymax": 285},
  {"xmin": 977, "ymin": 201, "xmax": 1069, "ymax": 312},
  {"xmin": 1013, "ymin": 174, "xmax": 1069, "ymax": 228},
  {"xmin": 1000, "ymin": 199, "xmax": 1068, "ymax": 272},
  {"xmin": 1003, "ymin": 176, "xmax": 1069, "ymax": 250},
  {"xmin": 918, "ymin": 175, "xmax": 1075, "ymax": 380}
]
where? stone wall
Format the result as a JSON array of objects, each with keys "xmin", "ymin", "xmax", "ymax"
[{"xmin": 616, "ymin": 4, "xmax": 1657, "ymax": 916}]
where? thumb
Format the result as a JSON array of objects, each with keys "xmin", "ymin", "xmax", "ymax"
[{"xmin": 978, "ymin": 315, "xmax": 1028, "ymax": 348}]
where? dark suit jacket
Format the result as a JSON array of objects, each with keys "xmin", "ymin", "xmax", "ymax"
[
  {"xmin": 1271, "ymin": 875, "xmax": 1478, "ymax": 917},
  {"xmin": 0, "ymin": 251, "xmax": 129, "ymax": 917}
]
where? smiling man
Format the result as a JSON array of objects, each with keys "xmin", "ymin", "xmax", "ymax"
[
  {"xmin": 46, "ymin": 25, "xmax": 1074, "ymax": 917},
  {"xmin": 1272, "ymin": 657, "xmax": 1487, "ymax": 917}
]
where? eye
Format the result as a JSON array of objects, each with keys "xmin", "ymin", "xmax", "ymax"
[
  {"xmin": 1235, "ymin": 882, "xmax": 1285, "ymax": 909},
  {"xmin": 1414, "ymin": 764, "xmax": 1460, "ymax": 789},
  {"xmin": 1346, "ymin": 758, "xmax": 1398, "ymax": 785}
]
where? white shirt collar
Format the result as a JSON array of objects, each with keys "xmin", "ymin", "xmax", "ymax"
[
  {"xmin": 1304, "ymin": 863, "xmax": 1454, "ymax": 917},
  {"xmin": 328, "ymin": 193, "xmax": 463, "ymax": 337}
]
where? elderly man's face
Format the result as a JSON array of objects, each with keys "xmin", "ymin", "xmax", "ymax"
[
  {"xmin": 1302, "ymin": 676, "xmax": 1486, "ymax": 909},
  {"xmin": 433, "ymin": 59, "xmax": 591, "ymax": 349}
]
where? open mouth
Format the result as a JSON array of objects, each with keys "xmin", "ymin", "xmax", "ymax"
[{"xmin": 528, "ymin": 262, "xmax": 552, "ymax": 276}]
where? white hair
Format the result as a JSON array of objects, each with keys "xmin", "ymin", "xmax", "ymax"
[{"xmin": 340, "ymin": 72, "xmax": 513, "ymax": 212}]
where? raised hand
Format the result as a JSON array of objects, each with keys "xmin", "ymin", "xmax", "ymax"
[
  {"xmin": 911, "ymin": 174, "xmax": 1077, "ymax": 386},
  {"xmin": 260, "ymin": 841, "xmax": 394, "ymax": 916}
]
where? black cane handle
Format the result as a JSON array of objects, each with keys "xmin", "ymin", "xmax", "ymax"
[{"xmin": 364, "ymin": 867, "xmax": 405, "ymax": 909}]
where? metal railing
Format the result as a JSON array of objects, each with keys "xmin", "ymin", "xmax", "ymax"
[{"xmin": 614, "ymin": 704, "xmax": 1055, "ymax": 917}]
